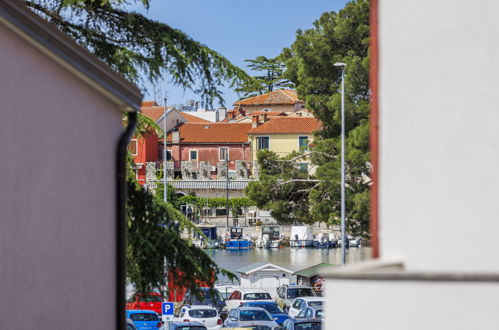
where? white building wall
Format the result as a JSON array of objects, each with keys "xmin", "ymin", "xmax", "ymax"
[
  {"xmin": 0, "ymin": 21, "xmax": 123, "ymax": 330},
  {"xmin": 325, "ymin": 1, "xmax": 499, "ymax": 329},
  {"xmin": 379, "ymin": 0, "xmax": 499, "ymax": 273}
]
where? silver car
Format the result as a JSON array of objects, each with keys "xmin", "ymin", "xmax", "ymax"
[{"xmin": 224, "ymin": 307, "xmax": 279, "ymax": 330}]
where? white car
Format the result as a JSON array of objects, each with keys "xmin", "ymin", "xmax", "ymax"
[
  {"xmin": 288, "ymin": 297, "xmax": 325, "ymax": 318},
  {"xmin": 173, "ymin": 304, "xmax": 223, "ymax": 330},
  {"xmin": 226, "ymin": 288, "xmax": 273, "ymax": 310}
]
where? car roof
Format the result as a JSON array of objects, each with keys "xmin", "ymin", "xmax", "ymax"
[
  {"xmin": 237, "ymin": 288, "xmax": 270, "ymax": 293},
  {"xmin": 242, "ymin": 301, "xmax": 277, "ymax": 305},
  {"xmin": 285, "ymin": 285, "xmax": 314, "ymax": 289},
  {"xmin": 126, "ymin": 309, "xmax": 158, "ymax": 314},
  {"xmin": 297, "ymin": 297, "xmax": 325, "ymax": 302},
  {"xmin": 172, "ymin": 321, "xmax": 205, "ymax": 326},
  {"xmin": 235, "ymin": 307, "xmax": 268, "ymax": 311},
  {"xmin": 184, "ymin": 304, "xmax": 217, "ymax": 310}
]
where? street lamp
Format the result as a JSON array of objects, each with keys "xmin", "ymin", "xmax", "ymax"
[{"xmin": 334, "ymin": 62, "xmax": 347, "ymax": 265}]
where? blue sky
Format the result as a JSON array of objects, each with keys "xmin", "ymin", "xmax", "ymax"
[{"xmin": 133, "ymin": 0, "xmax": 349, "ymax": 107}]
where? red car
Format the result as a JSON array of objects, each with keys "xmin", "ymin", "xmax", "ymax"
[{"xmin": 126, "ymin": 292, "xmax": 164, "ymax": 315}]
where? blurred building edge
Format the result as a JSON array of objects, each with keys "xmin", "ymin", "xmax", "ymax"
[
  {"xmin": 323, "ymin": 1, "xmax": 499, "ymax": 329},
  {"xmin": 0, "ymin": 1, "xmax": 141, "ymax": 330}
]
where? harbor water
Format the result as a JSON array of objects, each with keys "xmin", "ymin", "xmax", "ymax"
[{"xmin": 207, "ymin": 247, "xmax": 372, "ymax": 281}]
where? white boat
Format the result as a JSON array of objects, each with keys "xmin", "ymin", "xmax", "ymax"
[
  {"xmin": 313, "ymin": 231, "xmax": 338, "ymax": 249},
  {"xmin": 338, "ymin": 234, "xmax": 363, "ymax": 248},
  {"xmin": 255, "ymin": 225, "xmax": 282, "ymax": 248},
  {"xmin": 289, "ymin": 226, "xmax": 314, "ymax": 247}
]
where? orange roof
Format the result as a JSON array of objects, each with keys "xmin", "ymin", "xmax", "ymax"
[
  {"xmin": 141, "ymin": 100, "xmax": 158, "ymax": 107},
  {"xmin": 250, "ymin": 111, "xmax": 288, "ymax": 117},
  {"xmin": 181, "ymin": 112, "xmax": 211, "ymax": 123},
  {"xmin": 168, "ymin": 123, "xmax": 252, "ymax": 143},
  {"xmin": 140, "ymin": 105, "xmax": 167, "ymax": 122},
  {"xmin": 234, "ymin": 89, "xmax": 302, "ymax": 106},
  {"xmin": 248, "ymin": 117, "xmax": 322, "ymax": 134}
]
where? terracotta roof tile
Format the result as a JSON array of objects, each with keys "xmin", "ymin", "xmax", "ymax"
[
  {"xmin": 249, "ymin": 111, "xmax": 288, "ymax": 117},
  {"xmin": 181, "ymin": 112, "xmax": 211, "ymax": 123},
  {"xmin": 168, "ymin": 123, "xmax": 252, "ymax": 143},
  {"xmin": 248, "ymin": 117, "xmax": 322, "ymax": 134},
  {"xmin": 234, "ymin": 89, "xmax": 302, "ymax": 106},
  {"xmin": 140, "ymin": 105, "xmax": 166, "ymax": 122}
]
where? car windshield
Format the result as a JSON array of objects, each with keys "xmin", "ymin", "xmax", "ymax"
[
  {"xmin": 248, "ymin": 304, "xmax": 283, "ymax": 314},
  {"xmin": 129, "ymin": 313, "xmax": 158, "ymax": 321},
  {"xmin": 307, "ymin": 301, "xmax": 323, "ymax": 307},
  {"xmin": 287, "ymin": 288, "xmax": 314, "ymax": 299},
  {"xmin": 193, "ymin": 289, "xmax": 223, "ymax": 302},
  {"xmin": 295, "ymin": 322, "xmax": 321, "ymax": 330},
  {"xmin": 138, "ymin": 295, "xmax": 162, "ymax": 302},
  {"xmin": 243, "ymin": 293, "xmax": 271, "ymax": 300},
  {"xmin": 188, "ymin": 309, "xmax": 217, "ymax": 318},
  {"xmin": 239, "ymin": 310, "xmax": 272, "ymax": 321},
  {"xmin": 316, "ymin": 309, "xmax": 324, "ymax": 319}
]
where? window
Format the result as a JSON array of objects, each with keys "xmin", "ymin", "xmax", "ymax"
[
  {"xmin": 292, "ymin": 300, "xmax": 302, "ymax": 309},
  {"xmin": 299, "ymin": 136, "xmax": 309, "ymax": 151},
  {"xmin": 190, "ymin": 150, "xmax": 198, "ymax": 161},
  {"xmin": 243, "ymin": 292, "xmax": 272, "ymax": 300},
  {"xmin": 159, "ymin": 148, "xmax": 172, "ymax": 161},
  {"xmin": 219, "ymin": 147, "xmax": 229, "ymax": 160},
  {"xmin": 188, "ymin": 309, "xmax": 217, "ymax": 318},
  {"xmin": 257, "ymin": 136, "xmax": 269, "ymax": 150},
  {"xmin": 129, "ymin": 313, "xmax": 158, "ymax": 321},
  {"xmin": 128, "ymin": 139, "xmax": 138, "ymax": 155},
  {"xmin": 239, "ymin": 310, "xmax": 271, "ymax": 321}
]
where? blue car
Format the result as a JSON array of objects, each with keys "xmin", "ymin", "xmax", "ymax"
[
  {"xmin": 126, "ymin": 310, "xmax": 162, "ymax": 330},
  {"xmin": 241, "ymin": 301, "xmax": 290, "ymax": 325}
]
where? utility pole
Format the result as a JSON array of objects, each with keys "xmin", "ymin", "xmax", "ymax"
[
  {"xmin": 334, "ymin": 62, "xmax": 347, "ymax": 265},
  {"xmin": 163, "ymin": 97, "xmax": 168, "ymax": 204}
]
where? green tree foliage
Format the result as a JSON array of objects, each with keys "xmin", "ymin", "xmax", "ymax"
[
  {"xmin": 236, "ymin": 56, "xmax": 293, "ymax": 99},
  {"xmin": 247, "ymin": 0, "xmax": 371, "ymax": 237},
  {"xmin": 25, "ymin": 0, "xmax": 251, "ymax": 106},
  {"xmin": 126, "ymin": 177, "xmax": 234, "ymax": 295},
  {"xmin": 246, "ymin": 150, "xmax": 315, "ymax": 224}
]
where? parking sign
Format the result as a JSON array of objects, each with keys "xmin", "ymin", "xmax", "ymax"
[
  {"xmin": 162, "ymin": 302, "xmax": 174, "ymax": 323},
  {"xmin": 162, "ymin": 302, "xmax": 174, "ymax": 315}
]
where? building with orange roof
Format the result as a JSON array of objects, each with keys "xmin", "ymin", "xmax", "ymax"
[
  {"xmin": 165, "ymin": 122, "xmax": 252, "ymax": 181},
  {"xmin": 233, "ymin": 89, "xmax": 305, "ymax": 114},
  {"xmin": 248, "ymin": 117, "xmax": 322, "ymax": 174},
  {"xmin": 130, "ymin": 101, "xmax": 209, "ymax": 184}
]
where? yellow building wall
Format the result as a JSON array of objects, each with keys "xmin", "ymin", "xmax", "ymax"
[{"xmin": 250, "ymin": 134, "xmax": 313, "ymax": 163}]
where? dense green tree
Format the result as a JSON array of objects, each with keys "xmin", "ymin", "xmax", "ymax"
[
  {"xmin": 247, "ymin": 0, "xmax": 371, "ymax": 238},
  {"xmin": 236, "ymin": 56, "xmax": 293, "ymax": 98}
]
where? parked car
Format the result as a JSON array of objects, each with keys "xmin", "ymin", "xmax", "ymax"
[
  {"xmin": 182, "ymin": 288, "xmax": 227, "ymax": 320},
  {"xmin": 214, "ymin": 284, "xmax": 238, "ymax": 300},
  {"xmin": 167, "ymin": 321, "xmax": 207, "ymax": 330},
  {"xmin": 282, "ymin": 318, "xmax": 322, "ymax": 330},
  {"xmin": 275, "ymin": 285, "xmax": 316, "ymax": 311},
  {"xmin": 296, "ymin": 307, "xmax": 323, "ymax": 320},
  {"xmin": 223, "ymin": 307, "xmax": 279, "ymax": 329},
  {"xmin": 173, "ymin": 304, "xmax": 223, "ymax": 330},
  {"xmin": 288, "ymin": 297, "xmax": 325, "ymax": 318},
  {"xmin": 126, "ymin": 309, "xmax": 162, "ymax": 330},
  {"xmin": 241, "ymin": 301, "xmax": 290, "ymax": 325},
  {"xmin": 126, "ymin": 292, "xmax": 164, "ymax": 315},
  {"xmin": 226, "ymin": 288, "xmax": 273, "ymax": 310}
]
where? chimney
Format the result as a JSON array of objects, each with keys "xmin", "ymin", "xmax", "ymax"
[
  {"xmin": 238, "ymin": 107, "xmax": 246, "ymax": 117},
  {"xmin": 262, "ymin": 113, "xmax": 268, "ymax": 122},
  {"xmin": 173, "ymin": 128, "xmax": 180, "ymax": 144},
  {"xmin": 252, "ymin": 115, "xmax": 260, "ymax": 128}
]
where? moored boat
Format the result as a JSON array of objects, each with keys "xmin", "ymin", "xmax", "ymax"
[
  {"xmin": 193, "ymin": 225, "xmax": 220, "ymax": 249},
  {"xmin": 225, "ymin": 227, "xmax": 252, "ymax": 250},
  {"xmin": 313, "ymin": 231, "xmax": 338, "ymax": 249},
  {"xmin": 255, "ymin": 225, "xmax": 282, "ymax": 248},
  {"xmin": 289, "ymin": 226, "xmax": 314, "ymax": 247}
]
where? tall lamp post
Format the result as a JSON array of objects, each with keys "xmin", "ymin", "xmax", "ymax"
[
  {"xmin": 163, "ymin": 97, "xmax": 168, "ymax": 204},
  {"xmin": 334, "ymin": 62, "xmax": 347, "ymax": 265}
]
